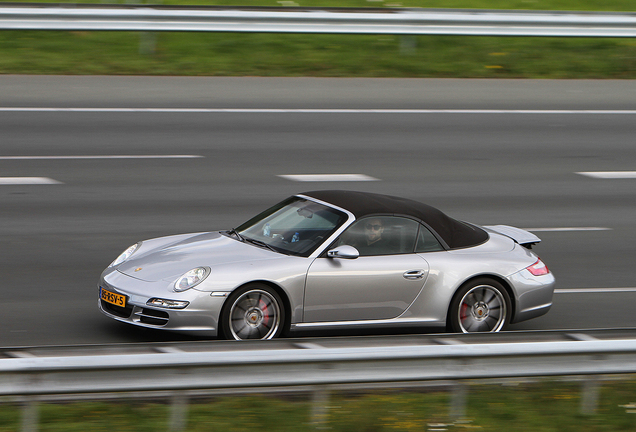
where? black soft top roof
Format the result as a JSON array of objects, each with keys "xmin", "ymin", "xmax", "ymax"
[{"xmin": 301, "ymin": 190, "xmax": 488, "ymax": 249}]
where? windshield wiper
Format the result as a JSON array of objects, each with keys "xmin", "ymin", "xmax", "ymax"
[
  {"xmin": 243, "ymin": 237, "xmax": 279, "ymax": 253},
  {"xmin": 224, "ymin": 228, "xmax": 245, "ymax": 242}
]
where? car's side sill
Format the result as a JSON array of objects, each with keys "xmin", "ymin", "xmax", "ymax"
[{"xmin": 292, "ymin": 317, "xmax": 439, "ymax": 330}]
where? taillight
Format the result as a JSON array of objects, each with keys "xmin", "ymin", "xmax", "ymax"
[{"xmin": 526, "ymin": 259, "xmax": 549, "ymax": 276}]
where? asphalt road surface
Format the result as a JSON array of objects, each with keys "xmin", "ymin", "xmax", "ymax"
[{"xmin": 1, "ymin": 76, "xmax": 635, "ymax": 347}]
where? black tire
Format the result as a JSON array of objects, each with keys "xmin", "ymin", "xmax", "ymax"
[
  {"xmin": 220, "ymin": 283, "xmax": 285, "ymax": 340},
  {"xmin": 448, "ymin": 278, "xmax": 511, "ymax": 333}
]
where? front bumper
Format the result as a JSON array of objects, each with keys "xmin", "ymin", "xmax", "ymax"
[{"xmin": 98, "ymin": 270, "xmax": 227, "ymax": 336}]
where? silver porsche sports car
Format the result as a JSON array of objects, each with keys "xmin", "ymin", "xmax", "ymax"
[{"xmin": 99, "ymin": 190, "xmax": 555, "ymax": 340}]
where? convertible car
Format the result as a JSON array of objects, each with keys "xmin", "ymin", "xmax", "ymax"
[{"xmin": 99, "ymin": 190, "xmax": 555, "ymax": 340}]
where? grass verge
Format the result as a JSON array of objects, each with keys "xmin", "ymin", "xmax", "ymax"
[
  {"xmin": 2, "ymin": 379, "xmax": 636, "ymax": 431},
  {"xmin": 1, "ymin": 31, "xmax": 635, "ymax": 78}
]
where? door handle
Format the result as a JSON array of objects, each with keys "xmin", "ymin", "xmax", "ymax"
[{"xmin": 403, "ymin": 270, "xmax": 425, "ymax": 280}]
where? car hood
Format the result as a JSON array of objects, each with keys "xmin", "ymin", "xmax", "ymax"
[{"xmin": 117, "ymin": 232, "xmax": 283, "ymax": 282}]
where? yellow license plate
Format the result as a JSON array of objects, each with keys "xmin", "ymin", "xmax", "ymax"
[{"xmin": 101, "ymin": 287, "xmax": 127, "ymax": 307}]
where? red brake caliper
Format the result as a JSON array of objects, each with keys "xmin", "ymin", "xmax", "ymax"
[
  {"xmin": 460, "ymin": 303, "xmax": 469, "ymax": 322},
  {"xmin": 259, "ymin": 300, "xmax": 270, "ymax": 326}
]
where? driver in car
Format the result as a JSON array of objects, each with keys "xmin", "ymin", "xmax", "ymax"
[{"xmin": 354, "ymin": 218, "xmax": 389, "ymax": 256}]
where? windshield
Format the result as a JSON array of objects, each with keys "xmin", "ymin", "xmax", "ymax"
[{"xmin": 232, "ymin": 197, "xmax": 348, "ymax": 257}]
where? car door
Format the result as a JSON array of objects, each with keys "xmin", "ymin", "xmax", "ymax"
[{"xmin": 303, "ymin": 216, "xmax": 430, "ymax": 323}]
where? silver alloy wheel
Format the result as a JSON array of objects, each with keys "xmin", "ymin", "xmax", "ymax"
[
  {"xmin": 228, "ymin": 289, "xmax": 281, "ymax": 340},
  {"xmin": 457, "ymin": 284, "xmax": 507, "ymax": 333}
]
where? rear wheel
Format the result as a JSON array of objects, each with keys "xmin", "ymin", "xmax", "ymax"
[
  {"xmin": 221, "ymin": 284, "xmax": 285, "ymax": 340},
  {"xmin": 448, "ymin": 278, "xmax": 511, "ymax": 333}
]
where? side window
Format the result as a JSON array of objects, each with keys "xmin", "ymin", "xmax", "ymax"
[
  {"xmin": 415, "ymin": 224, "xmax": 444, "ymax": 253},
  {"xmin": 339, "ymin": 216, "xmax": 420, "ymax": 256}
]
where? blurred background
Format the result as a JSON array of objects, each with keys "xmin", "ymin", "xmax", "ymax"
[{"xmin": 0, "ymin": 0, "xmax": 634, "ymax": 77}]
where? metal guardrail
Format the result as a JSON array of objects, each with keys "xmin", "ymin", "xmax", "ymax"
[
  {"xmin": 4, "ymin": 330, "xmax": 636, "ymax": 431},
  {"xmin": 4, "ymin": 336, "xmax": 636, "ymax": 396},
  {"xmin": 0, "ymin": 4, "xmax": 635, "ymax": 37}
]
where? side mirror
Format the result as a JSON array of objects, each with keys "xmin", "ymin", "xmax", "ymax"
[{"xmin": 327, "ymin": 245, "xmax": 359, "ymax": 259}]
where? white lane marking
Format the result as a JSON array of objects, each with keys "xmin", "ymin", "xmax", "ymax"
[
  {"xmin": 576, "ymin": 171, "xmax": 636, "ymax": 179},
  {"xmin": 566, "ymin": 333, "xmax": 599, "ymax": 342},
  {"xmin": 0, "ymin": 155, "xmax": 203, "ymax": 160},
  {"xmin": 0, "ymin": 177, "xmax": 62, "ymax": 185},
  {"xmin": 154, "ymin": 347, "xmax": 184, "ymax": 354},
  {"xmin": 2, "ymin": 108, "xmax": 636, "ymax": 114},
  {"xmin": 555, "ymin": 287, "xmax": 636, "ymax": 294},
  {"xmin": 294, "ymin": 342, "xmax": 325, "ymax": 349},
  {"xmin": 523, "ymin": 227, "xmax": 611, "ymax": 232},
  {"xmin": 279, "ymin": 174, "xmax": 379, "ymax": 182},
  {"xmin": 5, "ymin": 351, "xmax": 37, "ymax": 358},
  {"xmin": 434, "ymin": 338, "xmax": 465, "ymax": 345}
]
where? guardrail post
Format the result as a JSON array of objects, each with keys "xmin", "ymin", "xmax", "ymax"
[
  {"xmin": 399, "ymin": 36, "xmax": 417, "ymax": 55},
  {"xmin": 168, "ymin": 392, "xmax": 188, "ymax": 432},
  {"xmin": 310, "ymin": 386, "xmax": 331, "ymax": 429},
  {"xmin": 449, "ymin": 382, "xmax": 467, "ymax": 420},
  {"xmin": 580, "ymin": 377, "xmax": 600, "ymax": 415},
  {"xmin": 21, "ymin": 397, "xmax": 39, "ymax": 432},
  {"xmin": 139, "ymin": 32, "xmax": 157, "ymax": 55}
]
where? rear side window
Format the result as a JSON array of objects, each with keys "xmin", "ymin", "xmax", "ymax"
[
  {"xmin": 415, "ymin": 224, "xmax": 444, "ymax": 253},
  {"xmin": 338, "ymin": 216, "xmax": 420, "ymax": 256}
]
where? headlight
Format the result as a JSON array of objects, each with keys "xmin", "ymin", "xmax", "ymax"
[
  {"xmin": 109, "ymin": 242, "xmax": 141, "ymax": 268},
  {"xmin": 147, "ymin": 298, "xmax": 189, "ymax": 309},
  {"xmin": 174, "ymin": 267, "xmax": 210, "ymax": 292}
]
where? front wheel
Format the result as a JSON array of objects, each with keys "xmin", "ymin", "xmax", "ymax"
[
  {"xmin": 221, "ymin": 284, "xmax": 285, "ymax": 340},
  {"xmin": 448, "ymin": 278, "xmax": 511, "ymax": 333}
]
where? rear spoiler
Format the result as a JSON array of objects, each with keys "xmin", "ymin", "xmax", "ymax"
[{"xmin": 483, "ymin": 225, "xmax": 541, "ymax": 249}]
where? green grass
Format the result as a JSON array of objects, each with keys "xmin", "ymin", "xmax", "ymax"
[
  {"xmin": 2, "ymin": 380, "xmax": 636, "ymax": 431},
  {"xmin": 0, "ymin": 0, "xmax": 634, "ymax": 77},
  {"xmin": 1, "ymin": 31, "xmax": 635, "ymax": 78}
]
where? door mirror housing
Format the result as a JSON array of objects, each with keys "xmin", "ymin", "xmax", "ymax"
[{"xmin": 327, "ymin": 245, "xmax": 359, "ymax": 259}]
